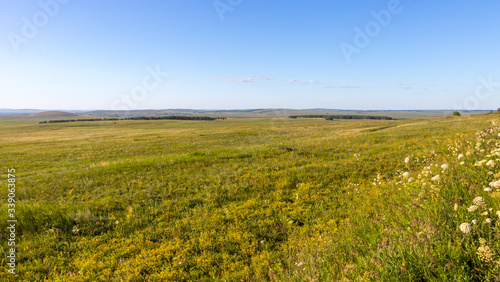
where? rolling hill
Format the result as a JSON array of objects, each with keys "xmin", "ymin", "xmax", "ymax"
[{"xmin": 30, "ymin": 111, "xmax": 80, "ymax": 118}]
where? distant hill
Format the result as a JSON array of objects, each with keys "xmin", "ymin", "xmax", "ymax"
[
  {"xmin": 30, "ymin": 111, "xmax": 80, "ymax": 118},
  {"xmin": 0, "ymin": 109, "xmax": 44, "ymax": 115}
]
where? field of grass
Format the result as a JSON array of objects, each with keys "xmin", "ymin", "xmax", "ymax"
[{"xmin": 2, "ymin": 113, "xmax": 500, "ymax": 280}]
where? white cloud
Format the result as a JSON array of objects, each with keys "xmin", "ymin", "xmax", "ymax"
[{"xmin": 288, "ymin": 79, "xmax": 329, "ymax": 85}]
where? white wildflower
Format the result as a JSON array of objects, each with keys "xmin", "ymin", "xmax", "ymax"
[
  {"xmin": 485, "ymin": 187, "xmax": 492, "ymax": 192},
  {"xmin": 486, "ymin": 160, "xmax": 496, "ymax": 168},
  {"xmin": 441, "ymin": 164, "xmax": 449, "ymax": 170},
  {"xmin": 468, "ymin": 205, "xmax": 478, "ymax": 212},
  {"xmin": 490, "ymin": 180, "xmax": 500, "ymax": 189},
  {"xmin": 460, "ymin": 222, "xmax": 471, "ymax": 233},
  {"xmin": 477, "ymin": 242, "xmax": 495, "ymax": 263},
  {"xmin": 405, "ymin": 157, "xmax": 410, "ymax": 164},
  {"xmin": 431, "ymin": 175, "xmax": 441, "ymax": 182},
  {"xmin": 402, "ymin": 172, "xmax": 410, "ymax": 178},
  {"xmin": 472, "ymin": 219, "xmax": 478, "ymax": 224},
  {"xmin": 458, "ymin": 154, "xmax": 464, "ymax": 159},
  {"xmin": 408, "ymin": 177, "xmax": 414, "ymax": 182},
  {"xmin": 473, "ymin": 196, "xmax": 485, "ymax": 206},
  {"xmin": 486, "ymin": 218, "xmax": 493, "ymax": 223}
]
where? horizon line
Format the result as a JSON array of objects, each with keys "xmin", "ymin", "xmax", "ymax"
[{"xmin": 0, "ymin": 108, "xmax": 494, "ymax": 112}]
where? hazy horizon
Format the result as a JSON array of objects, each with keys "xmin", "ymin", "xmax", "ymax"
[{"xmin": 0, "ymin": 107, "xmax": 494, "ymax": 113}]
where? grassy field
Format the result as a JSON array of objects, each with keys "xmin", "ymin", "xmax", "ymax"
[
  {"xmin": 2, "ymin": 113, "xmax": 500, "ymax": 280},
  {"xmin": 76, "ymin": 108, "xmax": 490, "ymax": 119}
]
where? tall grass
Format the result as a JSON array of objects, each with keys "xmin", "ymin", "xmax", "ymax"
[{"xmin": 0, "ymin": 115, "xmax": 498, "ymax": 280}]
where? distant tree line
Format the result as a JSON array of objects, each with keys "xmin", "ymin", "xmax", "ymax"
[
  {"xmin": 39, "ymin": 118, "xmax": 119, "ymax": 124},
  {"xmin": 288, "ymin": 115, "xmax": 393, "ymax": 120},
  {"xmin": 39, "ymin": 116, "xmax": 226, "ymax": 124},
  {"xmin": 124, "ymin": 116, "xmax": 226, "ymax": 121}
]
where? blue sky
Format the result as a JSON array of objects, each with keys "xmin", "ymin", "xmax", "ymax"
[{"xmin": 1, "ymin": 0, "xmax": 499, "ymax": 110}]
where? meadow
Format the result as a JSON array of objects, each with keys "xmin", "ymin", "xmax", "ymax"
[{"xmin": 1, "ymin": 114, "xmax": 500, "ymax": 281}]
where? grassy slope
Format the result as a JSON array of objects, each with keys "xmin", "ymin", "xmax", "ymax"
[{"xmin": 0, "ymin": 114, "xmax": 499, "ymax": 280}]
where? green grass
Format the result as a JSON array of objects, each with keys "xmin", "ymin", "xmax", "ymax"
[{"xmin": 1, "ymin": 114, "xmax": 500, "ymax": 280}]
